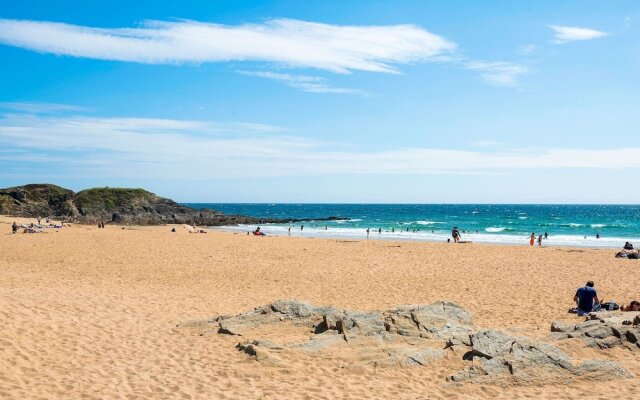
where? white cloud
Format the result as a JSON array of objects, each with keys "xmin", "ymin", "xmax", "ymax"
[
  {"xmin": 2, "ymin": 111, "xmax": 640, "ymax": 180},
  {"xmin": 464, "ymin": 61, "xmax": 528, "ymax": 87},
  {"xmin": 549, "ymin": 25, "xmax": 608, "ymax": 44},
  {"xmin": 0, "ymin": 18, "xmax": 531, "ymax": 87},
  {"xmin": 0, "ymin": 18, "xmax": 455, "ymax": 74},
  {"xmin": 237, "ymin": 71, "xmax": 364, "ymax": 94}
]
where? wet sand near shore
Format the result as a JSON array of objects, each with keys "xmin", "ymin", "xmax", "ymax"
[{"xmin": 1, "ymin": 215, "xmax": 639, "ymax": 399}]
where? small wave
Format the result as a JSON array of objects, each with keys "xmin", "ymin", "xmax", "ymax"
[
  {"xmin": 569, "ymin": 223, "xmax": 583, "ymax": 227},
  {"xmin": 416, "ymin": 220, "xmax": 442, "ymax": 225},
  {"xmin": 486, "ymin": 227, "xmax": 506, "ymax": 233},
  {"xmin": 591, "ymin": 224, "xmax": 606, "ymax": 228},
  {"xmin": 518, "ymin": 216, "xmax": 528, "ymax": 220},
  {"xmin": 349, "ymin": 219, "xmax": 363, "ymax": 222}
]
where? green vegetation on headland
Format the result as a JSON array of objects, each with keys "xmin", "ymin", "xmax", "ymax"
[{"xmin": 0, "ymin": 184, "xmax": 346, "ymax": 226}]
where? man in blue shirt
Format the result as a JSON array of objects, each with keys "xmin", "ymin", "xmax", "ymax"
[{"xmin": 574, "ymin": 281, "xmax": 600, "ymax": 315}]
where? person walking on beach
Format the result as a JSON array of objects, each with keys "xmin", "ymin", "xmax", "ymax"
[
  {"xmin": 537, "ymin": 234, "xmax": 543, "ymax": 247},
  {"xmin": 366, "ymin": 228, "xmax": 370, "ymax": 238},
  {"xmin": 301, "ymin": 225, "xmax": 304, "ymax": 231},
  {"xmin": 530, "ymin": 233, "xmax": 535, "ymax": 246},
  {"xmin": 544, "ymin": 232, "xmax": 548, "ymax": 239},
  {"xmin": 451, "ymin": 227, "xmax": 461, "ymax": 243},
  {"xmin": 288, "ymin": 226, "xmax": 291, "ymax": 236},
  {"xmin": 12, "ymin": 221, "xmax": 18, "ymax": 234}
]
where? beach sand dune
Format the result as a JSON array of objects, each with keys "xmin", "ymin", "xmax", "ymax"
[{"xmin": 1, "ymin": 216, "xmax": 640, "ymax": 399}]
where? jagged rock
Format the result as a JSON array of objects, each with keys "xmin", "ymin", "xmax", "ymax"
[
  {"xmin": 550, "ymin": 313, "xmax": 640, "ymax": 349},
  {"xmin": 450, "ymin": 330, "xmax": 632, "ymax": 385},
  {"xmin": 236, "ymin": 341, "xmax": 286, "ymax": 367},
  {"xmin": 180, "ymin": 300, "xmax": 631, "ymax": 385}
]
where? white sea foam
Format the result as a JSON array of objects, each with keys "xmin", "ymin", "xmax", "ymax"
[
  {"xmin": 569, "ymin": 223, "xmax": 583, "ymax": 227},
  {"xmin": 486, "ymin": 227, "xmax": 506, "ymax": 232},
  {"xmin": 591, "ymin": 224, "xmax": 606, "ymax": 228},
  {"xmin": 217, "ymin": 225, "xmax": 637, "ymax": 249},
  {"xmin": 518, "ymin": 216, "xmax": 528, "ymax": 220},
  {"xmin": 416, "ymin": 220, "xmax": 442, "ymax": 225}
]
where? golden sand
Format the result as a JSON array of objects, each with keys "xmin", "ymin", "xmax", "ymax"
[{"xmin": 1, "ymin": 215, "xmax": 639, "ymax": 399}]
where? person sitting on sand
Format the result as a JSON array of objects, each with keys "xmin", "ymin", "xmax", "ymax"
[
  {"xmin": 451, "ymin": 227, "xmax": 461, "ymax": 243},
  {"xmin": 621, "ymin": 300, "xmax": 640, "ymax": 312},
  {"xmin": 623, "ymin": 242, "xmax": 634, "ymax": 251},
  {"xmin": 253, "ymin": 227, "xmax": 265, "ymax": 236},
  {"xmin": 574, "ymin": 281, "xmax": 600, "ymax": 315}
]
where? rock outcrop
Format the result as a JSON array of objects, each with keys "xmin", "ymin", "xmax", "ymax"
[
  {"xmin": 449, "ymin": 330, "xmax": 631, "ymax": 385},
  {"xmin": 550, "ymin": 313, "xmax": 640, "ymax": 349},
  {"xmin": 178, "ymin": 300, "xmax": 632, "ymax": 385},
  {"xmin": 0, "ymin": 184, "xmax": 346, "ymax": 226}
]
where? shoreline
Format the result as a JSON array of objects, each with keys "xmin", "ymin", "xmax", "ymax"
[{"xmin": 213, "ymin": 224, "xmax": 631, "ymax": 250}]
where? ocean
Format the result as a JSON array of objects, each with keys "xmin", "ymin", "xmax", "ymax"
[{"xmin": 184, "ymin": 204, "xmax": 640, "ymax": 248}]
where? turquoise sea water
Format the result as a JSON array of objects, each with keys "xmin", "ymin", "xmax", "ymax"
[{"xmin": 185, "ymin": 204, "xmax": 640, "ymax": 248}]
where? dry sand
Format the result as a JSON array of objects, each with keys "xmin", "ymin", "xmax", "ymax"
[{"xmin": 1, "ymin": 215, "xmax": 639, "ymax": 399}]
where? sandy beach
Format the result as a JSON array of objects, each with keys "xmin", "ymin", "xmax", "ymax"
[{"xmin": 2, "ymin": 215, "xmax": 640, "ymax": 399}]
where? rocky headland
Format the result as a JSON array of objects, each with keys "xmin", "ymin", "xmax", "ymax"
[{"xmin": 0, "ymin": 183, "xmax": 345, "ymax": 226}]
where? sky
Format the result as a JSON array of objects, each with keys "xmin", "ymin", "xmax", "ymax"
[{"xmin": 1, "ymin": 0, "xmax": 639, "ymax": 203}]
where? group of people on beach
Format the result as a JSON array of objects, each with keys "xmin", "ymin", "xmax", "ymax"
[
  {"xmin": 573, "ymin": 280, "xmax": 640, "ymax": 316},
  {"xmin": 11, "ymin": 217, "xmax": 64, "ymax": 234},
  {"xmin": 529, "ymin": 232, "xmax": 549, "ymax": 246}
]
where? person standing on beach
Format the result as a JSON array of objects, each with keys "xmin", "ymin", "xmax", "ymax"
[
  {"xmin": 544, "ymin": 232, "xmax": 548, "ymax": 239},
  {"xmin": 537, "ymin": 234, "xmax": 543, "ymax": 247},
  {"xmin": 451, "ymin": 227, "xmax": 461, "ymax": 243},
  {"xmin": 288, "ymin": 226, "xmax": 291, "ymax": 236},
  {"xmin": 366, "ymin": 228, "xmax": 370, "ymax": 238},
  {"xmin": 301, "ymin": 225, "xmax": 304, "ymax": 231},
  {"xmin": 12, "ymin": 221, "xmax": 18, "ymax": 234},
  {"xmin": 530, "ymin": 233, "xmax": 535, "ymax": 246}
]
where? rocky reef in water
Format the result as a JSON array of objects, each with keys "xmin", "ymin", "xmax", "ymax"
[{"xmin": 0, "ymin": 183, "xmax": 346, "ymax": 226}]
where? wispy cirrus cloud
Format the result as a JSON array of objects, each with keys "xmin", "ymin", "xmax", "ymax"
[
  {"xmin": 464, "ymin": 61, "xmax": 528, "ymax": 87},
  {"xmin": 0, "ymin": 18, "xmax": 455, "ymax": 74},
  {"xmin": 0, "ymin": 18, "xmax": 530, "ymax": 88},
  {"xmin": 549, "ymin": 25, "xmax": 608, "ymax": 44},
  {"xmin": 2, "ymin": 107, "xmax": 640, "ymax": 180},
  {"xmin": 237, "ymin": 71, "xmax": 365, "ymax": 94}
]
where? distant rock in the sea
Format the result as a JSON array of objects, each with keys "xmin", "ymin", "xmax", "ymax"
[
  {"xmin": 178, "ymin": 300, "xmax": 632, "ymax": 386},
  {"xmin": 0, "ymin": 183, "xmax": 347, "ymax": 226}
]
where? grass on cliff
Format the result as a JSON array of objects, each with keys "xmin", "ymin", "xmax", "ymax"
[{"xmin": 74, "ymin": 188, "xmax": 157, "ymax": 210}]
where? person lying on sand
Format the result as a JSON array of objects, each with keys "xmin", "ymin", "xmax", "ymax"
[{"xmin": 621, "ymin": 301, "xmax": 640, "ymax": 312}]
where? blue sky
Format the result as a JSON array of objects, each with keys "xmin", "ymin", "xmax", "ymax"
[{"xmin": 1, "ymin": 0, "xmax": 639, "ymax": 203}]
